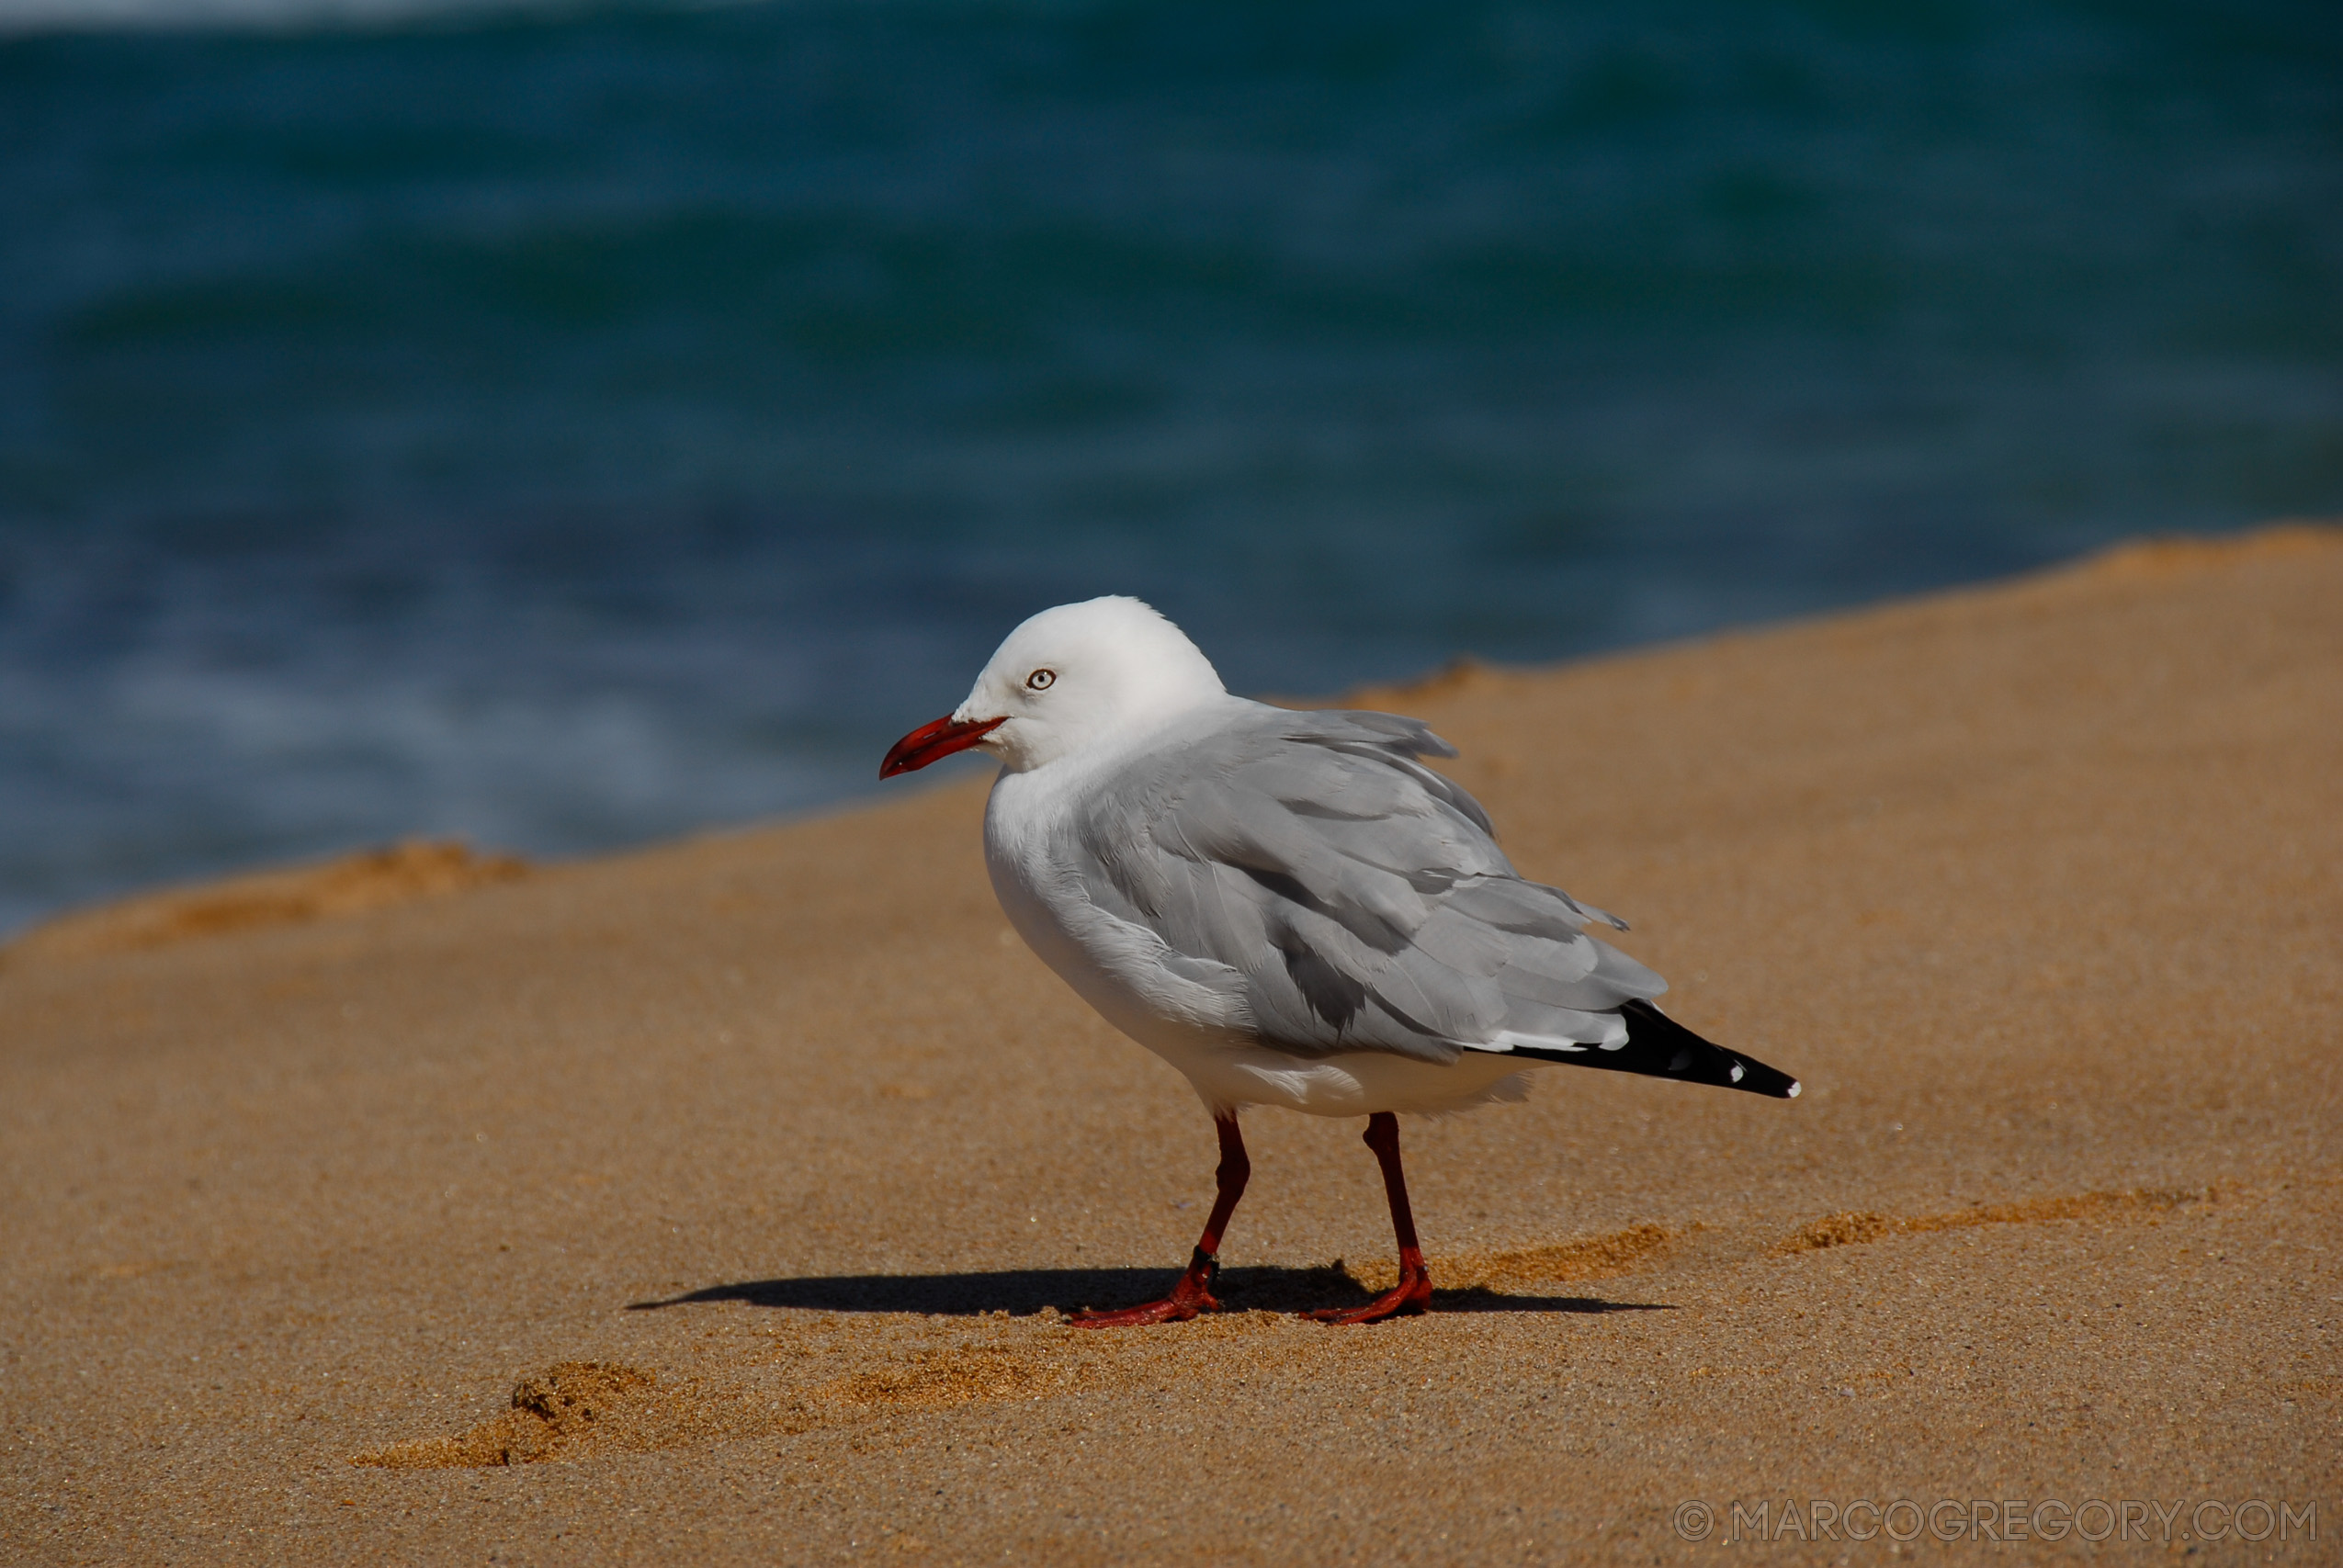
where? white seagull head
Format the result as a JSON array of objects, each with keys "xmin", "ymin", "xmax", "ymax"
[{"xmin": 881, "ymin": 596, "xmax": 1226, "ymax": 777}]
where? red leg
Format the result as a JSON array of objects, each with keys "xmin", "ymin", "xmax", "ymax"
[
  {"xmin": 1070, "ymin": 1114, "xmax": 1250, "ymax": 1327},
  {"xmin": 1305, "ymin": 1111, "xmax": 1433, "ymax": 1325}
]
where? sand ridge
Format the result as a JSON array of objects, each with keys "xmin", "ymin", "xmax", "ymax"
[
  {"xmin": 4, "ymin": 839, "xmax": 527, "ymax": 965},
  {"xmin": 1777, "ymin": 1187, "xmax": 2214, "ymax": 1254}
]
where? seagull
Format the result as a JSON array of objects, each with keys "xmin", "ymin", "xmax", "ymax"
[{"xmin": 881, "ymin": 596, "xmax": 1797, "ymax": 1326}]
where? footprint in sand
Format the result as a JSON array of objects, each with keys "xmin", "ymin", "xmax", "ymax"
[{"xmin": 353, "ymin": 1362, "xmax": 664, "ymax": 1470}]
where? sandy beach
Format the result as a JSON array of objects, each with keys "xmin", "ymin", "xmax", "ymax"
[{"xmin": 5, "ymin": 526, "xmax": 2338, "ymax": 1564}]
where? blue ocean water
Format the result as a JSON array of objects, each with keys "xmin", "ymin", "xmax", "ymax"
[{"xmin": 2, "ymin": 1, "xmax": 2338, "ymax": 932}]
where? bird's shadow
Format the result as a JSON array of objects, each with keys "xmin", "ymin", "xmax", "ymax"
[{"xmin": 628, "ymin": 1262, "xmax": 1671, "ymax": 1318}]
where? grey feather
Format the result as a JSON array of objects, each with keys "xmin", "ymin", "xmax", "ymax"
[{"xmin": 1066, "ymin": 704, "xmax": 1662, "ymax": 1064}]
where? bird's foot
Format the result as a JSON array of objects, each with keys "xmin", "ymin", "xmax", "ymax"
[
  {"xmin": 1069, "ymin": 1249, "xmax": 1223, "ymax": 1328},
  {"xmin": 1303, "ymin": 1262, "xmax": 1432, "ymax": 1325},
  {"xmin": 1067, "ymin": 1290, "xmax": 1219, "ymax": 1327}
]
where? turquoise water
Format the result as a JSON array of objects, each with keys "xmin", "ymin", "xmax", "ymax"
[{"xmin": 2, "ymin": 0, "xmax": 2338, "ymax": 929}]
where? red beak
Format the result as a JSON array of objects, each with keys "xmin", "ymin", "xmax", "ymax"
[{"xmin": 880, "ymin": 714, "xmax": 1006, "ymax": 778}]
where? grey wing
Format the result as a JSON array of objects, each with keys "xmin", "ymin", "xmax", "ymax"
[{"xmin": 1072, "ymin": 705, "xmax": 1663, "ymax": 1063}]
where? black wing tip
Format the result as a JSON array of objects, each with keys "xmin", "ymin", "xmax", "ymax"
[{"xmin": 1609, "ymin": 998, "xmax": 1803, "ymax": 1100}]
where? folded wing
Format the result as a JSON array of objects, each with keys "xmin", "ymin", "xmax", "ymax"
[{"xmin": 1069, "ymin": 707, "xmax": 1665, "ymax": 1060}]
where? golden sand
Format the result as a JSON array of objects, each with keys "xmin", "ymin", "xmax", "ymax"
[{"xmin": 4, "ymin": 526, "xmax": 2339, "ymax": 1562}]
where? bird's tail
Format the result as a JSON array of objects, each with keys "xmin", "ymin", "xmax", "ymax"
[{"xmin": 1470, "ymin": 998, "xmax": 1800, "ymax": 1099}]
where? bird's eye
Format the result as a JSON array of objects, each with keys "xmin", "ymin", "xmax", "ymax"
[{"xmin": 1026, "ymin": 669, "xmax": 1056, "ymax": 691}]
